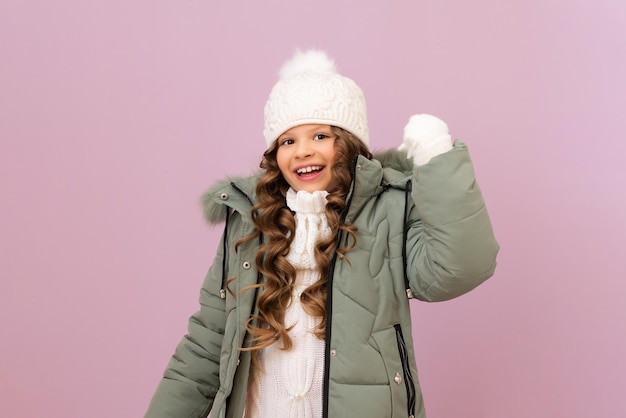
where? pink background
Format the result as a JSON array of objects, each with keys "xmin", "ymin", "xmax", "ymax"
[{"xmin": 1, "ymin": 1, "xmax": 625, "ymax": 417}]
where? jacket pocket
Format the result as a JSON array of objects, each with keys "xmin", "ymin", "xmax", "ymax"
[{"xmin": 394, "ymin": 324, "xmax": 416, "ymax": 418}]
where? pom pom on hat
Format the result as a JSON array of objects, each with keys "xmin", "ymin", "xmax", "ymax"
[
  {"xmin": 263, "ymin": 50, "xmax": 369, "ymax": 148},
  {"xmin": 279, "ymin": 50, "xmax": 337, "ymax": 78}
]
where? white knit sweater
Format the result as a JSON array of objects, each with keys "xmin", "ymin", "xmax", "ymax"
[{"xmin": 246, "ymin": 188, "xmax": 330, "ymax": 418}]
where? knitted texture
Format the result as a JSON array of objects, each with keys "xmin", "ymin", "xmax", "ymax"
[
  {"xmin": 246, "ymin": 189, "xmax": 329, "ymax": 418},
  {"xmin": 398, "ymin": 114, "xmax": 453, "ymax": 166},
  {"xmin": 263, "ymin": 50, "xmax": 369, "ymax": 148}
]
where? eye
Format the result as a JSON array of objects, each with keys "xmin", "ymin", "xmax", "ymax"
[
  {"xmin": 314, "ymin": 133, "xmax": 329, "ymax": 141},
  {"xmin": 280, "ymin": 138, "xmax": 294, "ymax": 146}
]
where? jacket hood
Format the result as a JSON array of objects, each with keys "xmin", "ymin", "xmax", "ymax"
[
  {"xmin": 200, "ymin": 174, "xmax": 260, "ymax": 224},
  {"xmin": 200, "ymin": 148, "xmax": 413, "ymax": 225},
  {"xmin": 372, "ymin": 148, "xmax": 414, "ymax": 187}
]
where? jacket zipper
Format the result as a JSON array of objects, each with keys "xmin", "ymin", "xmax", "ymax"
[
  {"xmin": 402, "ymin": 180, "xmax": 414, "ymax": 299},
  {"xmin": 219, "ymin": 207, "xmax": 230, "ymax": 299},
  {"xmin": 321, "ymin": 156, "xmax": 359, "ymax": 418},
  {"xmin": 394, "ymin": 324, "xmax": 416, "ymax": 418}
]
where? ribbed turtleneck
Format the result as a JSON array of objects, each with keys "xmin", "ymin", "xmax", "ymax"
[{"xmin": 285, "ymin": 188, "xmax": 331, "ymax": 269}]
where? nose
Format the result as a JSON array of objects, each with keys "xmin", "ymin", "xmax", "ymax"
[{"xmin": 295, "ymin": 140, "xmax": 313, "ymax": 158}]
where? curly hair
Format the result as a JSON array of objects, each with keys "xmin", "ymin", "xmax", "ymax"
[{"xmin": 235, "ymin": 126, "xmax": 372, "ymax": 362}]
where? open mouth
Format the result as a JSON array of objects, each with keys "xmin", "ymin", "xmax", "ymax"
[{"xmin": 295, "ymin": 165, "xmax": 324, "ymax": 176}]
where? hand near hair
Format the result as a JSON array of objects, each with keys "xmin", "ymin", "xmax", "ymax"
[{"xmin": 398, "ymin": 114, "xmax": 453, "ymax": 166}]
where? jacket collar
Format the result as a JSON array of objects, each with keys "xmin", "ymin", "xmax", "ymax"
[{"xmin": 342, "ymin": 149, "xmax": 413, "ymax": 223}]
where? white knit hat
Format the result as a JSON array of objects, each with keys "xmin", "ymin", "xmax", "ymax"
[{"xmin": 263, "ymin": 50, "xmax": 369, "ymax": 148}]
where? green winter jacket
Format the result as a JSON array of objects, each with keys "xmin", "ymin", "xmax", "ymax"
[{"xmin": 145, "ymin": 142, "xmax": 499, "ymax": 418}]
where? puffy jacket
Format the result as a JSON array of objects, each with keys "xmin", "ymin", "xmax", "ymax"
[{"xmin": 145, "ymin": 143, "xmax": 499, "ymax": 418}]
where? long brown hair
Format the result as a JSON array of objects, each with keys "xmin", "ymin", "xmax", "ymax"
[{"xmin": 235, "ymin": 126, "xmax": 371, "ymax": 361}]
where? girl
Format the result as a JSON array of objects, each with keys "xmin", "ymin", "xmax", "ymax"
[{"xmin": 145, "ymin": 50, "xmax": 499, "ymax": 418}]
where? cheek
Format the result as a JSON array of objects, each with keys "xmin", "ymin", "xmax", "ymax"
[
  {"xmin": 276, "ymin": 151, "xmax": 291, "ymax": 177},
  {"xmin": 325, "ymin": 143, "xmax": 339, "ymax": 163}
]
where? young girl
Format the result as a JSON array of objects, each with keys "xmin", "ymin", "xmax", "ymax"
[{"xmin": 145, "ymin": 50, "xmax": 499, "ymax": 418}]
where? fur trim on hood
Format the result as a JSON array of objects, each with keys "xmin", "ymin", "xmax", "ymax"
[
  {"xmin": 373, "ymin": 148, "xmax": 414, "ymax": 187},
  {"xmin": 199, "ymin": 174, "xmax": 260, "ymax": 225},
  {"xmin": 373, "ymin": 148, "xmax": 414, "ymax": 175}
]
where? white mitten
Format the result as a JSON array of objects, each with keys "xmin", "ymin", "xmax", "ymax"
[{"xmin": 398, "ymin": 114, "xmax": 453, "ymax": 166}]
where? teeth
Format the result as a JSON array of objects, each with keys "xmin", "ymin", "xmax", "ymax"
[{"xmin": 297, "ymin": 166, "xmax": 322, "ymax": 174}]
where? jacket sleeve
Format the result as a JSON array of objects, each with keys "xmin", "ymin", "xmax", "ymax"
[
  {"xmin": 145, "ymin": 232, "xmax": 228, "ymax": 418},
  {"xmin": 405, "ymin": 141, "xmax": 499, "ymax": 302}
]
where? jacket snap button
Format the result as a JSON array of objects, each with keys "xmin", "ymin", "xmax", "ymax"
[
  {"xmin": 394, "ymin": 372, "xmax": 402, "ymax": 385},
  {"xmin": 242, "ymin": 261, "xmax": 251, "ymax": 269},
  {"xmin": 220, "ymin": 193, "xmax": 228, "ymax": 200},
  {"xmin": 330, "ymin": 349, "xmax": 337, "ymax": 356}
]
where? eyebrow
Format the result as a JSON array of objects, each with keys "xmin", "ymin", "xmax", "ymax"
[{"xmin": 280, "ymin": 125, "xmax": 332, "ymax": 138}]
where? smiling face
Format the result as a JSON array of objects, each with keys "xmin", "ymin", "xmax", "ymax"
[{"xmin": 275, "ymin": 124, "xmax": 338, "ymax": 192}]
